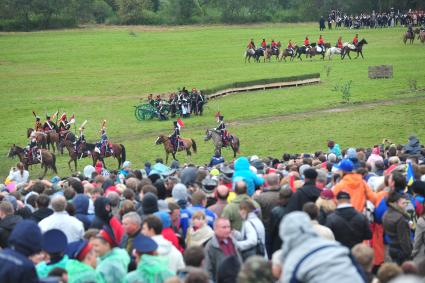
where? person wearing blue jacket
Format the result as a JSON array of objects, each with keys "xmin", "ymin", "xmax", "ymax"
[{"xmin": 232, "ymin": 157, "xmax": 264, "ymax": 196}]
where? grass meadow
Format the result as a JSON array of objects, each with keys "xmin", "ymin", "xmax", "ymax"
[{"xmin": 1, "ymin": 23, "xmax": 425, "ymax": 177}]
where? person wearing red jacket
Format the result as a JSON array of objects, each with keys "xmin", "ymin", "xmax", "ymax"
[
  {"xmin": 304, "ymin": 36, "xmax": 310, "ymax": 46},
  {"xmin": 353, "ymin": 34, "xmax": 359, "ymax": 46},
  {"xmin": 337, "ymin": 36, "xmax": 343, "ymax": 49},
  {"xmin": 271, "ymin": 39, "xmax": 277, "ymax": 50},
  {"xmin": 317, "ymin": 35, "xmax": 325, "ymax": 51},
  {"xmin": 261, "ymin": 38, "xmax": 267, "ymax": 49}
]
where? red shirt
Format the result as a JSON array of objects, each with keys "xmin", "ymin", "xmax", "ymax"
[
  {"xmin": 162, "ymin": 227, "xmax": 184, "ymax": 253},
  {"xmin": 288, "ymin": 43, "xmax": 294, "ymax": 48},
  {"xmin": 271, "ymin": 41, "xmax": 277, "ymax": 47},
  {"xmin": 353, "ymin": 37, "xmax": 358, "ymax": 44},
  {"xmin": 261, "ymin": 41, "xmax": 267, "ymax": 48},
  {"xmin": 304, "ymin": 39, "xmax": 309, "ymax": 45},
  {"xmin": 337, "ymin": 40, "xmax": 343, "ymax": 48},
  {"xmin": 318, "ymin": 38, "xmax": 324, "ymax": 45}
]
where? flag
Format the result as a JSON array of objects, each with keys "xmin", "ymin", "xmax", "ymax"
[
  {"xmin": 406, "ymin": 160, "xmax": 415, "ymax": 186},
  {"xmin": 177, "ymin": 118, "xmax": 185, "ymax": 129},
  {"xmin": 51, "ymin": 111, "xmax": 58, "ymax": 120},
  {"xmin": 32, "ymin": 111, "xmax": 37, "ymax": 118},
  {"xmin": 79, "ymin": 120, "xmax": 87, "ymax": 130},
  {"xmin": 67, "ymin": 114, "xmax": 75, "ymax": 125},
  {"xmin": 60, "ymin": 112, "xmax": 67, "ymax": 121}
]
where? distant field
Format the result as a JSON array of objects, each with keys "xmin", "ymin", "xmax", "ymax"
[{"xmin": 1, "ymin": 23, "xmax": 425, "ymax": 177}]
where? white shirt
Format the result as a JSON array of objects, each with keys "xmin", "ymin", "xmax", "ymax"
[
  {"xmin": 8, "ymin": 169, "xmax": 29, "ymax": 185},
  {"xmin": 38, "ymin": 211, "xmax": 84, "ymax": 243}
]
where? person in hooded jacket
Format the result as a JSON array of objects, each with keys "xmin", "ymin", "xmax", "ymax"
[
  {"xmin": 286, "ymin": 168, "xmax": 321, "ymax": 213},
  {"xmin": 73, "ymin": 194, "xmax": 92, "ymax": 230},
  {"xmin": 232, "ymin": 157, "xmax": 264, "ymax": 197},
  {"xmin": 91, "ymin": 197, "xmax": 112, "ymax": 229},
  {"xmin": 142, "ymin": 215, "xmax": 185, "ymax": 273},
  {"xmin": 279, "ymin": 212, "xmax": 365, "ymax": 283},
  {"xmin": 0, "ymin": 200, "xmax": 22, "ymax": 248},
  {"xmin": 0, "ymin": 220, "xmax": 42, "ymax": 283},
  {"xmin": 404, "ymin": 135, "xmax": 422, "ymax": 155}
]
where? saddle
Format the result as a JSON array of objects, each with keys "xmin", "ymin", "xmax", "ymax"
[{"xmin": 316, "ymin": 46, "xmax": 323, "ymax": 53}]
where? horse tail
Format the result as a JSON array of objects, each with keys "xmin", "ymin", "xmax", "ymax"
[
  {"xmin": 120, "ymin": 144, "xmax": 126, "ymax": 162},
  {"xmin": 191, "ymin": 139, "xmax": 197, "ymax": 153},
  {"xmin": 236, "ymin": 138, "xmax": 240, "ymax": 153},
  {"xmin": 51, "ymin": 153, "xmax": 58, "ymax": 174}
]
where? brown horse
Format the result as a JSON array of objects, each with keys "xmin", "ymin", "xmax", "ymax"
[
  {"xmin": 61, "ymin": 140, "xmax": 95, "ymax": 171},
  {"xmin": 8, "ymin": 144, "xmax": 57, "ymax": 178},
  {"xmin": 92, "ymin": 143, "xmax": 126, "ymax": 169},
  {"xmin": 278, "ymin": 48, "xmax": 295, "ymax": 62},
  {"xmin": 45, "ymin": 130, "xmax": 60, "ymax": 153},
  {"xmin": 403, "ymin": 28, "xmax": 420, "ymax": 44},
  {"xmin": 155, "ymin": 135, "xmax": 197, "ymax": 164},
  {"xmin": 27, "ymin": 128, "xmax": 47, "ymax": 149},
  {"xmin": 420, "ymin": 31, "xmax": 425, "ymax": 44}
]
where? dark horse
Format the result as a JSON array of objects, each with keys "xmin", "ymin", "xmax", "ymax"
[
  {"xmin": 155, "ymin": 135, "xmax": 197, "ymax": 164},
  {"xmin": 341, "ymin": 39, "xmax": 368, "ymax": 60},
  {"xmin": 27, "ymin": 128, "xmax": 47, "ymax": 149},
  {"xmin": 254, "ymin": 47, "xmax": 271, "ymax": 63},
  {"xmin": 307, "ymin": 43, "xmax": 330, "ymax": 60},
  {"xmin": 92, "ymin": 143, "xmax": 126, "ymax": 169},
  {"xmin": 58, "ymin": 131, "xmax": 76, "ymax": 154},
  {"xmin": 8, "ymin": 144, "xmax": 57, "ymax": 178},
  {"xmin": 61, "ymin": 140, "xmax": 96, "ymax": 171},
  {"xmin": 45, "ymin": 130, "xmax": 60, "ymax": 153},
  {"xmin": 403, "ymin": 28, "xmax": 420, "ymax": 44},
  {"xmin": 294, "ymin": 45, "xmax": 310, "ymax": 61},
  {"xmin": 204, "ymin": 129, "xmax": 240, "ymax": 158}
]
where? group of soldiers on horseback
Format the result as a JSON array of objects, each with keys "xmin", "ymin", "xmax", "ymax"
[
  {"xmin": 147, "ymin": 87, "xmax": 206, "ymax": 120},
  {"xmin": 246, "ymin": 34, "xmax": 364, "ymax": 62}
]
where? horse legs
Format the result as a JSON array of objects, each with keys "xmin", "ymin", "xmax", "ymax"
[
  {"xmin": 172, "ymin": 152, "xmax": 178, "ymax": 161},
  {"xmin": 68, "ymin": 158, "xmax": 73, "ymax": 171},
  {"xmin": 165, "ymin": 153, "xmax": 169, "ymax": 164}
]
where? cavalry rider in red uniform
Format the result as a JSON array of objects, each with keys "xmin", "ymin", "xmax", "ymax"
[
  {"xmin": 337, "ymin": 36, "xmax": 343, "ymax": 49},
  {"xmin": 287, "ymin": 40, "xmax": 295, "ymax": 54},
  {"xmin": 271, "ymin": 39, "xmax": 278, "ymax": 52},
  {"xmin": 215, "ymin": 114, "xmax": 229, "ymax": 146},
  {"xmin": 247, "ymin": 38, "xmax": 256, "ymax": 50},
  {"xmin": 317, "ymin": 35, "xmax": 325, "ymax": 51},
  {"xmin": 34, "ymin": 116, "xmax": 43, "ymax": 132},
  {"xmin": 352, "ymin": 34, "xmax": 359, "ymax": 47},
  {"xmin": 261, "ymin": 39, "xmax": 267, "ymax": 50},
  {"xmin": 304, "ymin": 36, "xmax": 310, "ymax": 47}
]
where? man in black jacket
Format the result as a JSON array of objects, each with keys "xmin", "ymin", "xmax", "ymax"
[
  {"xmin": 0, "ymin": 201, "xmax": 22, "ymax": 248},
  {"xmin": 31, "ymin": 194, "xmax": 53, "ymax": 223},
  {"xmin": 286, "ymin": 168, "xmax": 321, "ymax": 213},
  {"xmin": 326, "ymin": 191, "xmax": 372, "ymax": 249}
]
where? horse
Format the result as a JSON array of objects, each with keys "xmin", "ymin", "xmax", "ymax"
[
  {"xmin": 278, "ymin": 48, "xmax": 295, "ymax": 62},
  {"xmin": 266, "ymin": 43, "xmax": 281, "ymax": 61},
  {"xmin": 58, "ymin": 131, "xmax": 76, "ymax": 154},
  {"xmin": 419, "ymin": 31, "xmax": 425, "ymax": 44},
  {"xmin": 155, "ymin": 135, "xmax": 197, "ymax": 164},
  {"xmin": 341, "ymin": 38, "xmax": 368, "ymax": 60},
  {"xmin": 307, "ymin": 43, "xmax": 326, "ymax": 60},
  {"xmin": 244, "ymin": 48, "xmax": 256, "ymax": 63},
  {"xmin": 27, "ymin": 128, "xmax": 47, "ymax": 149},
  {"xmin": 403, "ymin": 28, "xmax": 420, "ymax": 44},
  {"xmin": 91, "ymin": 143, "xmax": 126, "ymax": 169},
  {"xmin": 204, "ymin": 129, "xmax": 240, "ymax": 158},
  {"xmin": 294, "ymin": 45, "xmax": 310, "ymax": 61},
  {"xmin": 325, "ymin": 47, "xmax": 342, "ymax": 60},
  {"xmin": 254, "ymin": 47, "xmax": 270, "ymax": 63},
  {"xmin": 62, "ymin": 140, "xmax": 96, "ymax": 172},
  {"xmin": 45, "ymin": 130, "xmax": 60, "ymax": 153},
  {"xmin": 8, "ymin": 144, "xmax": 57, "ymax": 178}
]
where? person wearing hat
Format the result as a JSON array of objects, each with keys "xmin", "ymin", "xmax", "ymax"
[
  {"xmin": 94, "ymin": 220, "xmax": 130, "ymax": 283},
  {"xmin": 286, "ymin": 168, "xmax": 321, "ymax": 214},
  {"xmin": 36, "ymin": 229, "xmax": 69, "ymax": 278},
  {"xmin": 34, "ymin": 115, "xmax": 43, "ymax": 132},
  {"xmin": 201, "ymin": 177, "xmax": 218, "ymax": 207},
  {"xmin": 214, "ymin": 114, "xmax": 230, "ymax": 146},
  {"xmin": 65, "ymin": 240, "xmax": 103, "ymax": 283},
  {"xmin": 117, "ymin": 161, "xmax": 132, "ymax": 184},
  {"xmin": 58, "ymin": 113, "xmax": 70, "ymax": 133},
  {"xmin": 75, "ymin": 124, "xmax": 86, "ymax": 159},
  {"xmin": 170, "ymin": 120, "xmax": 181, "ymax": 153},
  {"xmin": 0, "ymin": 220, "xmax": 43, "ymax": 282},
  {"xmin": 125, "ymin": 234, "xmax": 175, "ymax": 283},
  {"xmin": 98, "ymin": 120, "xmax": 111, "ymax": 156},
  {"xmin": 0, "ymin": 200, "xmax": 23, "ymax": 248},
  {"xmin": 43, "ymin": 114, "xmax": 56, "ymax": 132},
  {"xmin": 209, "ymin": 152, "xmax": 225, "ymax": 167},
  {"xmin": 325, "ymin": 191, "xmax": 372, "ymax": 249},
  {"xmin": 232, "ymin": 157, "xmax": 265, "ymax": 197},
  {"xmin": 332, "ymin": 159, "xmax": 376, "ymax": 213}
]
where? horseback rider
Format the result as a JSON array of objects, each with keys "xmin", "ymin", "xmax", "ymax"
[
  {"xmin": 75, "ymin": 120, "xmax": 87, "ymax": 158},
  {"xmin": 214, "ymin": 114, "xmax": 230, "ymax": 146},
  {"xmin": 247, "ymin": 38, "xmax": 256, "ymax": 50},
  {"xmin": 170, "ymin": 121, "xmax": 180, "ymax": 153},
  {"xmin": 43, "ymin": 114, "xmax": 55, "ymax": 132},
  {"xmin": 336, "ymin": 36, "xmax": 343, "ymax": 49},
  {"xmin": 58, "ymin": 113, "xmax": 70, "ymax": 133},
  {"xmin": 271, "ymin": 39, "xmax": 278, "ymax": 52},
  {"xmin": 408, "ymin": 23, "xmax": 414, "ymax": 37},
  {"xmin": 317, "ymin": 35, "xmax": 325, "ymax": 51},
  {"xmin": 34, "ymin": 116, "xmax": 43, "ymax": 132},
  {"xmin": 304, "ymin": 36, "xmax": 310, "ymax": 47},
  {"xmin": 26, "ymin": 133, "xmax": 39, "ymax": 163},
  {"xmin": 287, "ymin": 40, "xmax": 295, "ymax": 54},
  {"xmin": 261, "ymin": 39, "xmax": 267, "ymax": 50},
  {"xmin": 98, "ymin": 120, "xmax": 111, "ymax": 156},
  {"xmin": 352, "ymin": 34, "xmax": 359, "ymax": 47}
]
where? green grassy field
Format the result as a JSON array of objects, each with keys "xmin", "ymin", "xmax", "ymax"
[{"xmin": 1, "ymin": 23, "xmax": 425, "ymax": 177}]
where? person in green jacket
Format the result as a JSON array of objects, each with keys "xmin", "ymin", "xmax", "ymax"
[
  {"xmin": 65, "ymin": 239, "xmax": 105, "ymax": 283},
  {"xmin": 126, "ymin": 234, "xmax": 175, "ymax": 283},
  {"xmin": 94, "ymin": 223, "xmax": 130, "ymax": 283},
  {"xmin": 36, "ymin": 229, "xmax": 69, "ymax": 278}
]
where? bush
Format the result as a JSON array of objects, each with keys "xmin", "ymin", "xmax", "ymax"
[{"xmin": 93, "ymin": 0, "xmax": 114, "ymax": 23}]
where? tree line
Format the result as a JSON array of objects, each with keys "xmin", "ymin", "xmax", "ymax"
[{"xmin": 0, "ymin": 0, "xmax": 424, "ymax": 31}]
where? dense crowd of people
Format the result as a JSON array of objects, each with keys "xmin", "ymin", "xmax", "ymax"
[
  {"xmin": 323, "ymin": 9, "xmax": 425, "ymax": 30},
  {"xmin": 2, "ymin": 135, "xmax": 425, "ymax": 282}
]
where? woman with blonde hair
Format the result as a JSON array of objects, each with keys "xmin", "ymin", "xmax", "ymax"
[
  {"xmin": 186, "ymin": 210, "xmax": 214, "ymax": 248},
  {"xmin": 316, "ymin": 189, "xmax": 336, "ymax": 225}
]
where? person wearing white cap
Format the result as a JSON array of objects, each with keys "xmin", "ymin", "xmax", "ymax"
[{"xmin": 117, "ymin": 161, "xmax": 132, "ymax": 184}]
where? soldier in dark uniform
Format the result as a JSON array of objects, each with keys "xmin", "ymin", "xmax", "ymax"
[
  {"xmin": 154, "ymin": 95, "xmax": 161, "ymax": 108},
  {"xmin": 43, "ymin": 115, "xmax": 55, "ymax": 132},
  {"xmin": 26, "ymin": 134, "xmax": 38, "ymax": 163},
  {"xmin": 195, "ymin": 90, "xmax": 205, "ymax": 116},
  {"xmin": 99, "ymin": 122, "xmax": 110, "ymax": 156},
  {"xmin": 158, "ymin": 101, "xmax": 168, "ymax": 121},
  {"xmin": 215, "ymin": 115, "xmax": 228, "ymax": 146},
  {"xmin": 75, "ymin": 121, "xmax": 87, "ymax": 158},
  {"xmin": 58, "ymin": 113, "xmax": 70, "ymax": 133},
  {"xmin": 169, "ymin": 121, "xmax": 180, "ymax": 153},
  {"xmin": 148, "ymin": 94, "xmax": 154, "ymax": 106}
]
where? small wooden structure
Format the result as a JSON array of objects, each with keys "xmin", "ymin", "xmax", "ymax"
[{"xmin": 368, "ymin": 65, "xmax": 393, "ymax": 79}]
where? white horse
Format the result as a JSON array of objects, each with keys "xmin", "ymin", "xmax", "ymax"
[
  {"xmin": 244, "ymin": 48, "xmax": 255, "ymax": 63},
  {"xmin": 325, "ymin": 47, "xmax": 342, "ymax": 60}
]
